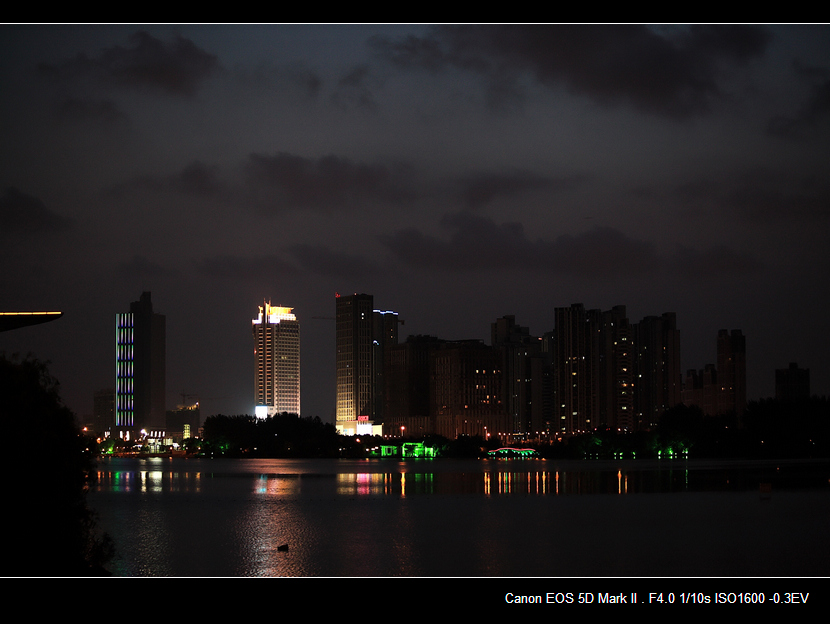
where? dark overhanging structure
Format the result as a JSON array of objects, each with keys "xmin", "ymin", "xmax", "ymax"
[{"xmin": 0, "ymin": 311, "xmax": 63, "ymax": 332}]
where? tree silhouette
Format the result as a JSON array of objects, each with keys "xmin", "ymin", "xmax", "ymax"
[{"xmin": 1, "ymin": 353, "xmax": 112, "ymax": 575}]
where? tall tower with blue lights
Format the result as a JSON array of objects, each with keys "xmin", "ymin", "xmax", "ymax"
[
  {"xmin": 115, "ymin": 292, "xmax": 166, "ymax": 438},
  {"xmin": 335, "ymin": 292, "xmax": 398, "ymax": 434}
]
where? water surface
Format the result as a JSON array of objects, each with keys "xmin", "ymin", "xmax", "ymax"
[{"xmin": 89, "ymin": 457, "xmax": 830, "ymax": 577}]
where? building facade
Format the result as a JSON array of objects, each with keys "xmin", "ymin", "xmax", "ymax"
[
  {"xmin": 335, "ymin": 293, "xmax": 398, "ymax": 435},
  {"xmin": 115, "ymin": 292, "xmax": 166, "ymax": 437},
  {"xmin": 252, "ymin": 302, "xmax": 300, "ymax": 418},
  {"xmin": 491, "ymin": 315, "xmax": 551, "ymax": 439},
  {"xmin": 633, "ymin": 312, "xmax": 681, "ymax": 429},
  {"xmin": 550, "ymin": 304, "xmax": 598, "ymax": 435},
  {"xmin": 430, "ymin": 339, "xmax": 510, "ymax": 440},
  {"xmin": 776, "ymin": 362, "xmax": 810, "ymax": 402},
  {"xmin": 336, "ymin": 293, "xmax": 374, "ymax": 428},
  {"xmin": 682, "ymin": 329, "xmax": 746, "ymax": 417},
  {"xmin": 546, "ymin": 304, "xmax": 678, "ymax": 436},
  {"xmin": 717, "ymin": 329, "xmax": 746, "ymax": 416}
]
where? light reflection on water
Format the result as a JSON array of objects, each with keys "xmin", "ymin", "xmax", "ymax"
[{"xmin": 89, "ymin": 457, "xmax": 830, "ymax": 577}]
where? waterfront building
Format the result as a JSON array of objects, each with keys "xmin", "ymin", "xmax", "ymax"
[
  {"xmin": 682, "ymin": 329, "xmax": 746, "ymax": 417},
  {"xmin": 717, "ymin": 329, "xmax": 746, "ymax": 416},
  {"xmin": 776, "ymin": 362, "xmax": 810, "ymax": 402},
  {"xmin": 546, "ymin": 304, "xmax": 676, "ymax": 435},
  {"xmin": 550, "ymin": 304, "xmax": 599, "ymax": 435},
  {"xmin": 115, "ymin": 292, "xmax": 166, "ymax": 438},
  {"xmin": 633, "ymin": 312, "xmax": 681, "ymax": 429},
  {"xmin": 491, "ymin": 315, "xmax": 551, "ymax": 439},
  {"xmin": 335, "ymin": 293, "xmax": 399, "ymax": 435},
  {"xmin": 598, "ymin": 306, "xmax": 634, "ymax": 432},
  {"xmin": 430, "ymin": 339, "xmax": 510, "ymax": 440},
  {"xmin": 93, "ymin": 388, "xmax": 115, "ymax": 438},
  {"xmin": 252, "ymin": 302, "xmax": 300, "ymax": 418}
]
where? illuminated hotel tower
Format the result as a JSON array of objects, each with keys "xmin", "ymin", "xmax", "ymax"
[
  {"xmin": 115, "ymin": 292, "xmax": 166, "ymax": 437},
  {"xmin": 252, "ymin": 302, "xmax": 300, "ymax": 418}
]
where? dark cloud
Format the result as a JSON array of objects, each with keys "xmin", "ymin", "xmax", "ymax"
[
  {"xmin": 283, "ymin": 63, "xmax": 323, "ymax": 98},
  {"xmin": 176, "ymin": 162, "xmax": 224, "ymax": 197},
  {"xmin": 672, "ymin": 245, "xmax": 764, "ymax": 281},
  {"xmin": 55, "ymin": 97, "xmax": 127, "ymax": 123},
  {"xmin": 290, "ymin": 244, "xmax": 379, "ymax": 278},
  {"xmin": 38, "ymin": 30, "xmax": 219, "ymax": 96},
  {"xmin": 117, "ymin": 255, "xmax": 177, "ymax": 279},
  {"xmin": 195, "ymin": 254, "xmax": 299, "ymax": 282},
  {"xmin": 455, "ymin": 170, "xmax": 581, "ymax": 210},
  {"xmin": 245, "ymin": 152, "xmax": 411, "ymax": 211},
  {"xmin": 727, "ymin": 185, "xmax": 830, "ymax": 222},
  {"xmin": 675, "ymin": 170, "xmax": 830, "ymax": 224},
  {"xmin": 371, "ymin": 25, "xmax": 771, "ymax": 117},
  {"xmin": 330, "ymin": 64, "xmax": 377, "ymax": 110},
  {"xmin": 0, "ymin": 188, "xmax": 72, "ymax": 237},
  {"xmin": 110, "ymin": 161, "xmax": 225, "ymax": 199},
  {"xmin": 767, "ymin": 60, "xmax": 830, "ymax": 138},
  {"xmin": 236, "ymin": 62, "xmax": 322, "ymax": 99},
  {"xmin": 379, "ymin": 211, "xmax": 658, "ymax": 279}
]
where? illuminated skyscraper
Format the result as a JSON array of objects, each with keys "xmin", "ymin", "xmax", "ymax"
[
  {"xmin": 336, "ymin": 293, "xmax": 374, "ymax": 427},
  {"xmin": 335, "ymin": 292, "xmax": 398, "ymax": 434},
  {"xmin": 253, "ymin": 302, "xmax": 300, "ymax": 418},
  {"xmin": 115, "ymin": 292, "xmax": 166, "ymax": 437}
]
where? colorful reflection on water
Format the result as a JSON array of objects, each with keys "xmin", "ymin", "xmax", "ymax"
[{"xmin": 89, "ymin": 457, "xmax": 830, "ymax": 577}]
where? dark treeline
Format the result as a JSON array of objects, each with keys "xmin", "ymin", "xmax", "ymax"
[
  {"xmin": 200, "ymin": 397, "xmax": 830, "ymax": 460},
  {"xmin": 200, "ymin": 414, "xmax": 510, "ymax": 459},
  {"xmin": 201, "ymin": 413, "xmax": 341, "ymax": 457},
  {"xmin": 546, "ymin": 397, "xmax": 830, "ymax": 460},
  {"xmin": 2, "ymin": 354, "xmax": 112, "ymax": 576}
]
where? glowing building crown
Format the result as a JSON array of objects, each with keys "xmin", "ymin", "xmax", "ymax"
[{"xmin": 253, "ymin": 301, "xmax": 296, "ymax": 324}]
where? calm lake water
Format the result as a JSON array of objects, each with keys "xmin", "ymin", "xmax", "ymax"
[{"xmin": 88, "ymin": 457, "xmax": 830, "ymax": 577}]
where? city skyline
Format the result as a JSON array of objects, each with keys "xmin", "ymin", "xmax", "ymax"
[{"xmin": 2, "ymin": 25, "xmax": 829, "ymax": 420}]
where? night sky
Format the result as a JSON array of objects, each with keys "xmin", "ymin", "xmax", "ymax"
[{"xmin": 2, "ymin": 24, "xmax": 828, "ymax": 423}]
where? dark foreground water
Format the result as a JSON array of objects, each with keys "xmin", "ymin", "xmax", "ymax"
[{"xmin": 89, "ymin": 457, "xmax": 830, "ymax": 577}]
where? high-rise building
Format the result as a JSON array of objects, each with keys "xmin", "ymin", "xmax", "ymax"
[
  {"xmin": 776, "ymin": 362, "xmax": 810, "ymax": 402},
  {"xmin": 633, "ymin": 312, "xmax": 681, "ymax": 429},
  {"xmin": 93, "ymin": 388, "xmax": 115, "ymax": 438},
  {"xmin": 336, "ymin": 293, "xmax": 373, "ymax": 427},
  {"xmin": 384, "ymin": 335, "xmax": 443, "ymax": 436},
  {"xmin": 491, "ymin": 315, "xmax": 550, "ymax": 439},
  {"xmin": 252, "ymin": 302, "xmax": 300, "ymax": 418},
  {"xmin": 682, "ymin": 329, "xmax": 745, "ymax": 417},
  {"xmin": 429, "ymin": 339, "xmax": 510, "ymax": 440},
  {"xmin": 546, "ymin": 304, "xmax": 671, "ymax": 435},
  {"xmin": 115, "ymin": 292, "xmax": 166, "ymax": 437},
  {"xmin": 598, "ymin": 306, "xmax": 634, "ymax": 432},
  {"xmin": 335, "ymin": 292, "xmax": 398, "ymax": 434},
  {"xmin": 550, "ymin": 304, "xmax": 598, "ymax": 435},
  {"xmin": 717, "ymin": 329, "xmax": 746, "ymax": 416},
  {"xmin": 373, "ymin": 308, "xmax": 399, "ymax": 421}
]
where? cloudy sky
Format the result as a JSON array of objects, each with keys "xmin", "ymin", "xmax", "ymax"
[{"xmin": 2, "ymin": 24, "xmax": 829, "ymax": 421}]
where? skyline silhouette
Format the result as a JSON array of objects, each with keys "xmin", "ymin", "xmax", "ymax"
[{"xmin": 2, "ymin": 25, "xmax": 829, "ymax": 421}]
